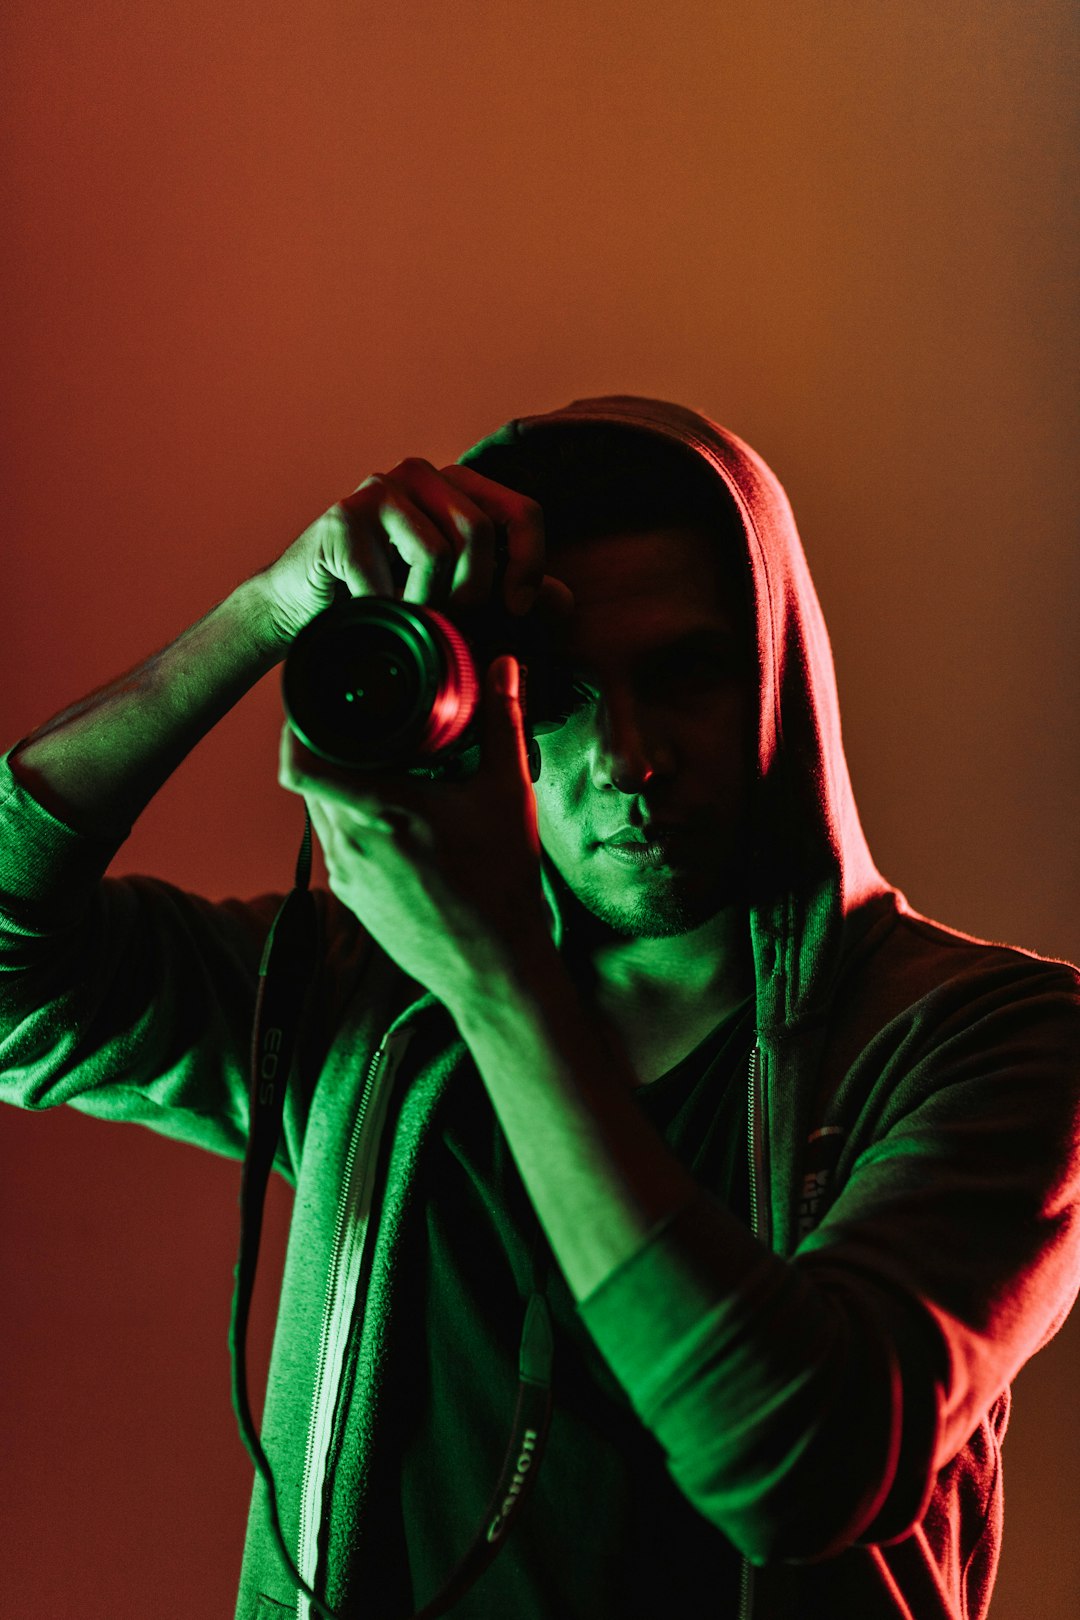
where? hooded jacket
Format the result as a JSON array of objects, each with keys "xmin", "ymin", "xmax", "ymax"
[{"xmin": 1, "ymin": 394, "xmax": 1078, "ymax": 1620}]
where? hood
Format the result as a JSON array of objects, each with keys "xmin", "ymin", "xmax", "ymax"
[{"xmin": 458, "ymin": 393, "xmax": 892, "ymax": 1036}]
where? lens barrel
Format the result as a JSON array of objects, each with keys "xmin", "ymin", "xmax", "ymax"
[{"xmin": 282, "ymin": 598, "xmax": 479, "ymax": 771}]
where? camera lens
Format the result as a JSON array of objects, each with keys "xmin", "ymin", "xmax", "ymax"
[
  {"xmin": 307, "ymin": 621, "xmax": 421, "ymax": 741},
  {"xmin": 282, "ymin": 598, "xmax": 478, "ymax": 770}
]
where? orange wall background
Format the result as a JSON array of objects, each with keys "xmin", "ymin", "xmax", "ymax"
[{"xmin": 2, "ymin": 2, "xmax": 1077, "ymax": 1614}]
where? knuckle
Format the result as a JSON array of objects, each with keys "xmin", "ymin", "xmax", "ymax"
[
  {"xmin": 324, "ymin": 505, "xmax": 351, "ymax": 535},
  {"xmin": 336, "ymin": 481, "xmax": 379, "ymax": 521},
  {"xmin": 425, "ymin": 535, "xmax": 454, "ymax": 566},
  {"xmin": 392, "ymin": 455, "xmax": 436, "ymax": 477},
  {"xmin": 346, "ymin": 473, "xmax": 383, "ymax": 499},
  {"xmin": 342, "ymin": 824, "xmax": 367, "ymax": 858},
  {"xmin": 454, "ymin": 505, "xmax": 496, "ymax": 549}
]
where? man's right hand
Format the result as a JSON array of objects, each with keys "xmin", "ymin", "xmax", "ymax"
[
  {"xmin": 254, "ymin": 458, "xmax": 571, "ymax": 650},
  {"xmin": 6, "ymin": 457, "xmax": 572, "ymax": 837}
]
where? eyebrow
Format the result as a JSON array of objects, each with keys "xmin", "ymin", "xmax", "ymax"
[{"xmin": 571, "ymin": 624, "xmax": 744, "ymax": 679}]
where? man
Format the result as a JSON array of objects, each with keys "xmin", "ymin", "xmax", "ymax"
[{"xmin": 1, "ymin": 394, "xmax": 1078, "ymax": 1619}]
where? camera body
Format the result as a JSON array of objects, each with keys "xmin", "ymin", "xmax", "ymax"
[{"xmin": 282, "ymin": 593, "xmax": 577, "ymax": 780}]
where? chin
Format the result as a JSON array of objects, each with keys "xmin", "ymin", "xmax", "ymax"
[{"xmin": 572, "ymin": 865, "xmax": 746, "ymax": 940}]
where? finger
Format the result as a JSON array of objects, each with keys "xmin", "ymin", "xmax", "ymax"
[
  {"xmin": 440, "ymin": 464, "xmax": 545, "ymax": 616},
  {"xmin": 305, "ymin": 796, "xmax": 342, "ymax": 860},
  {"xmin": 534, "ymin": 573, "xmax": 575, "ymax": 624},
  {"xmin": 307, "ymin": 793, "xmax": 380, "ymax": 875},
  {"xmin": 306, "ymin": 503, "xmax": 396, "ymax": 600},
  {"xmin": 480, "ymin": 655, "xmax": 531, "ymax": 787},
  {"xmin": 341, "ymin": 473, "xmax": 455, "ymax": 605},
  {"xmin": 377, "ymin": 458, "xmax": 497, "ymax": 608},
  {"xmin": 278, "ymin": 725, "xmax": 426, "ymax": 831}
]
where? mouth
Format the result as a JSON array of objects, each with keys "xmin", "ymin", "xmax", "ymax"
[{"xmin": 599, "ymin": 827, "xmax": 696, "ymax": 868}]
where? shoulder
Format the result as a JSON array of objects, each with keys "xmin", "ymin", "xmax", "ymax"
[
  {"xmin": 839, "ymin": 892, "xmax": 1079, "ymax": 1041},
  {"xmin": 817, "ymin": 895, "xmax": 1080, "ymax": 1136}
]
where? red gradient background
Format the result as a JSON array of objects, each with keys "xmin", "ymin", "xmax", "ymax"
[{"xmin": 1, "ymin": 3, "xmax": 1077, "ymax": 1615}]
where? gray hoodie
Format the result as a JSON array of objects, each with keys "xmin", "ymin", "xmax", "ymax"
[{"xmin": 1, "ymin": 394, "xmax": 1078, "ymax": 1618}]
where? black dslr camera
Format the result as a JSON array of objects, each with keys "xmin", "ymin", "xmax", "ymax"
[{"xmin": 281, "ymin": 551, "xmax": 577, "ymax": 780}]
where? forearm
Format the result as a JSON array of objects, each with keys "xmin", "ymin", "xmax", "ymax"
[
  {"xmin": 448, "ymin": 937, "xmax": 702, "ymax": 1301},
  {"xmin": 449, "ymin": 948, "xmax": 910, "ymax": 1560},
  {"xmin": 9, "ymin": 575, "xmax": 286, "ymax": 838}
]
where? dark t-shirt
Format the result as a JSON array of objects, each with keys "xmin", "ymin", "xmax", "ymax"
[{"xmin": 359, "ymin": 992, "xmax": 756, "ymax": 1620}]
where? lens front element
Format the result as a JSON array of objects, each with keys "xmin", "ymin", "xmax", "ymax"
[{"xmin": 282, "ymin": 598, "xmax": 479, "ymax": 770}]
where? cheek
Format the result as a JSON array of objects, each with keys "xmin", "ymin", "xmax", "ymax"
[
  {"xmin": 689, "ymin": 688, "xmax": 753, "ymax": 778},
  {"xmin": 534, "ymin": 733, "xmax": 587, "ymax": 837}
]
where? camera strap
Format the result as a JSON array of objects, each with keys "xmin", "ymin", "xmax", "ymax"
[
  {"xmin": 230, "ymin": 809, "xmax": 325, "ymax": 1608},
  {"xmin": 230, "ymin": 809, "xmax": 554, "ymax": 1620}
]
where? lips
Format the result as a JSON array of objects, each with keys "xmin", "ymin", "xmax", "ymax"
[
  {"xmin": 603, "ymin": 825, "xmax": 689, "ymax": 846},
  {"xmin": 599, "ymin": 825, "xmax": 698, "ymax": 868},
  {"xmin": 602, "ymin": 839, "xmax": 690, "ymax": 870}
]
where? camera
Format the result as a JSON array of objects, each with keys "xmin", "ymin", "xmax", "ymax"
[{"xmin": 281, "ymin": 590, "xmax": 577, "ymax": 780}]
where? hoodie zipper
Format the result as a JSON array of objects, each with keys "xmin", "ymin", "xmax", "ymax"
[
  {"xmin": 738, "ymin": 1041, "xmax": 764, "ymax": 1620},
  {"xmin": 296, "ymin": 1024, "xmax": 413, "ymax": 1619},
  {"xmin": 747, "ymin": 1043, "xmax": 762, "ymax": 1245},
  {"xmin": 294, "ymin": 1029, "xmax": 765, "ymax": 1615}
]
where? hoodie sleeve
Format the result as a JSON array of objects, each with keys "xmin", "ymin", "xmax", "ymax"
[
  {"xmin": 575, "ymin": 963, "xmax": 1080, "ymax": 1565},
  {"xmin": 0, "ymin": 745, "xmax": 369, "ymax": 1184}
]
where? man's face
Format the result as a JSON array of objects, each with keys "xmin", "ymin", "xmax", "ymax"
[{"xmin": 533, "ymin": 525, "xmax": 756, "ymax": 941}]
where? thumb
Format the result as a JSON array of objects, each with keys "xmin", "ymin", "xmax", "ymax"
[{"xmin": 482, "ymin": 654, "xmax": 529, "ymax": 780}]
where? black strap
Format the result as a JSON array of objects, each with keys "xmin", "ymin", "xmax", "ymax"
[
  {"xmin": 230, "ymin": 808, "xmax": 555, "ymax": 1620},
  {"xmin": 411, "ymin": 1289, "xmax": 553, "ymax": 1618}
]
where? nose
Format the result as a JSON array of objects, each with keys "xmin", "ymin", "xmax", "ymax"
[
  {"xmin": 613, "ymin": 760, "xmax": 654, "ymax": 792},
  {"xmin": 590, "ymin": 692, "xmax": 673, "ymax": 794}
]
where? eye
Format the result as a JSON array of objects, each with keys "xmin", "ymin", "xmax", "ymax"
[
  {"xmin": 656, "ymin": 645, "xmax": 739, "ymax": 692},
  {"xmin": 538, "ymin": 676, "xmax": 598, "ymax": 733},
  {"xmin": 548, "ymin": 678, "xmax": 598, "ymax": 728}
]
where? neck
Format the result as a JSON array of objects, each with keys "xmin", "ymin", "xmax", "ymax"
[{"xmin": 558, "ymin": 889, "xmax": 754, "ymax": 1016}]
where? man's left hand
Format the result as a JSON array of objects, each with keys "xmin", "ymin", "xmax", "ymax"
[{"xmin": 278, "ymin": 654, "xmax": 553, "ymax": 1008}]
